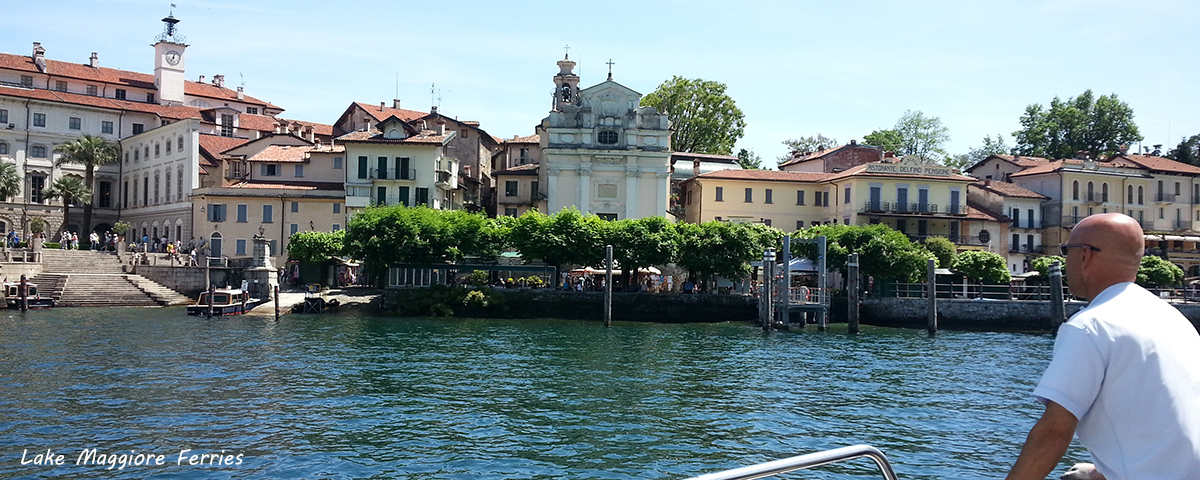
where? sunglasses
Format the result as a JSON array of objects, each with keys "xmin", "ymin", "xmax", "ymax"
[{"xmin": 1058, "ymin": 243, "xmax": 1102, "ymax": 256}]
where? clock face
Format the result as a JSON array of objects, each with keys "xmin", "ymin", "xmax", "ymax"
[{"xmin": 165, "ymin": 50, "xmax": 181, "ymax": 66}]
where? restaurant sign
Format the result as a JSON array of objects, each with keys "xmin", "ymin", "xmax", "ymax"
[{"xmin": 864, "ymin": 156, "xmax": 958, "ymax": 177}]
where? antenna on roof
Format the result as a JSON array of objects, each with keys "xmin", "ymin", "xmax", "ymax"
[
  {"xmin": 239, "ymin": 72, "xmax": 245, "ymax": 88},
  {"xmin": 430, "ymin": 83, "xmax": 435, "ymax": 108},
  {"xmin": 395, "ymin": 70, "xmax": 399, "ymax": 100}
]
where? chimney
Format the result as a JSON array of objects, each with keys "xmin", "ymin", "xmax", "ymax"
[
  {"xmin": 431, "ymin": 105, "xmax": 438, "ymax": 115},
  {"xmin": 884, "ymin": 151, "xmax": 895, "ymax": 159},
  {"xmin": 32, "ymin": 42, "xmax": 46, "ymax": 73},
  {"xmin": 436, "ymin": 118, "xmax": 445, "ymax": 135},
  {"xmin": 212, "ymin": 74, "xmax": 225, "ymax": 88},
  {"xmin": 236, "ymin": 86, "xmax": 244, "ymax": 100},
  {"xmin": 850, "ymin": 139, "xmax": 857, "ymax": 146},
  {"xmin": 305, "ymin": 125, "xmax": 314, "ymax": 142},
  {"xmin": 393, "ymin": 99, "xmax": 402, "ymax": 109},
  {"xmin": 379, "ymin": 102, "xmax": 384, "ymax": 111},
  {"xmin": 513, "ymin": 134, "xmax": 519, "ymax": 140},
  {"xmin": 693, "ymin": 158, "xmax": 701, "ymax": 174},
  {"xmin": 89, "ymin": 52, "xmax": 98, "ymax": 68},
  {"xmin": 198, "ymin": 75, "xmax": 205, "ymax": 83}
]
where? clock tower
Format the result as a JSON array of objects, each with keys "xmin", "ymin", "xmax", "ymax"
[{"xmin": 153, "ymin": 12, "xmax": 187, "ymax": 105}]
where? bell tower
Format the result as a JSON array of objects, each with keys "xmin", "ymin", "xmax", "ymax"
[
  {"xmin": 153, "ymin": 11, "xmax": 187, "ymax": 105},
  {"xmin": 552, "ymin": 48, "xmax": 579, "ymax": 112}
]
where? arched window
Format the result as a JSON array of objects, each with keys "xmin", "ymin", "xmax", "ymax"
[
  {"xmin": 166, "ymin": 139, "xmax": 171, "ymax": 154},
  {"xmin": 154, "ymin": 143, "xmax": 160, "ymax": 157},
  {"xmin": 177, "ymin": 136, "xmax": 184, "ymax": 151},
  {"xmin": 143, "ymin": 146, "xmax": 149, "ymax": 159},
  {"xmin": 1138, "ymin": 186, "xmax": 1144, "ymax": 204},
  {"xmin": 165, "ymin": 170, "xmax": 171, "ymax": 201},
  {"xmin": 1128, "ymin": 185, "xmax": 1134, "ymax": 204},
  {"xmin": 560, "ymin": 84, "xmax": 572, "ymax": 103},
  {"xmin": 1072, "ymin": 181, "xmax": 1079, "ymax": 200},
  {"xmin": 1087, "ymin": 181, "xmax": 1094, "ymax": 201},
  {"xmin": 0, "ymin": 142, "xmax": 8, "ymax": 155},
  {"xmin": 1101, "ymin": 183, "xmax": 1108, "ymax": 202}
]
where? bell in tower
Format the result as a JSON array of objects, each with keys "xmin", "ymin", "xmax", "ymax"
[{"xmin": 552, "ymin": 48, "xmax": 580, "ymax": 112}]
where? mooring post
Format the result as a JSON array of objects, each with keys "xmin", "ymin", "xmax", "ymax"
[
  {"xmin": 848, "ymin": 253, "xmax": 860, "ymax": 334},
  {"xmin": 817, "ymin": 236, "xmax": 828, "ymax": 331},
  {"xmin": 762, "ymin": 248, "xmax": 776, "ymax": 331},
  {"xmin": 604, "ymin": 244, "xmax": 613, "ymax": 328},
  {"xmin": 206, "ymin": 285, "xmax": 214, "ymax": 319},
  {"xmin": 274, "ymin": 285, "xmax": 281, "ymax": 322},
  {"xmin": 19, "ymin": 274, "xmax": 28, "ymax": 312},
  {"xmin": 926, "ymin": 258, "xmax": 937, "ymax": 334},
  {"xmin": 1049, "ymin": 261, "xmax": 1065, "ymax": 330},
  {"xmin": 781, "ymin": 235, "xmax": 792, "ymax": 329}
]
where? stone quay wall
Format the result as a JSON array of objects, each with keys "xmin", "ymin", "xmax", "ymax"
[
  {"xmin": 382, "ymin": 288, "xmax": 758, "ymax": 323},
  {"xmin": 131, "ymin": 265, "xmax": 244, "ymax": 297},
  {"xmin": 860, "ymin": 297, "xmax": 1200, "ymax": 331}
]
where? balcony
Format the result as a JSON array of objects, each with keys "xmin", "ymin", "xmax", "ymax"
[
  {"xmin": 1010, "ymin": 220, "xmax": 1043, "ymax": 230},
  {"xmin": 1156, "ymin": 193, "xmax": 1178, "ymax": 204},
  {"xmin": 532, "ymin": 190, "xmax": 547, "ymax": 201},
  {"xmin": 1174, "ymin": 220, "xmax": 1192, "ymax": 231},
  {"xmin": 1008, "ymin": 244, "xmax": 1045, "ymax": 254},
  {"xmin": 860, "ymin": 201, "xmax": 939, "ymax": 214},
  {"xmin": 909, "ymin": 234, "xmax": 989, "ymax": 246},
  {"xmin": 370, "ymin": 168, "xmax": 417, "ymax": 180},
  {"xmin": 435, "ymin": 169, "xmax": 456, "ymax": 190},
  {"xmin": 1085, "ymin": 192, "xmax": 1106, "ymax": 205}
]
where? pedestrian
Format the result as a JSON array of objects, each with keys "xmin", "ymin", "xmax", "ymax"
[
  {"xmin": 187, "ymin": 237, "xmax": 196, "ymax": 253},
  {"xmin": 1004, "ymin": 213, "xmax": 1200, "ymax": 480},
  {"xmin": 89, "ymin": 231, "xmax": 99, "ymax": 250},
  {"xmin": 58, "ymin": 230, "xmax": 67, "ymax": 249}
]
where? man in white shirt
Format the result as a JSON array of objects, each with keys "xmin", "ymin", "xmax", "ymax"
[{"xmin": 1005, "ymin": 213, "xmax": 1200, "ymax": 480}]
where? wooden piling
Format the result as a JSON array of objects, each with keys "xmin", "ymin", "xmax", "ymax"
[
  {"xmin": 781, "ymin": 235, "xmax": 792, "ymax": 329},
  {"xmin": 817, "ymin": 236, "xmax": 828, "ymax": 332},
  {"xmin": 19, "ymin": 274, "xmax": 28, "ymax": 312},
  {"xmin": 206, "ymin": 285, "xmax": 214, "ymax": 319},
  {"xmin": 762, "ymin": 248, "xmax": 775, "ymax": 331},
  {"xmin": 1049, "ymin": 261, "xmax": 1065, "ymax": 330},
  {"xmin": 848, "ymin": 253, "xmax": 860, "ymax": 334},
  {"xmin": 604, "ymin": 245, "xmax": 613, "ymax": 328},
  {"xmin": 274, "ymin": 285, "xmax": 280, "ymax": 322},
  {"xmin": 926, "ymin": 258, "xmax": 937, "ymax": 335}
]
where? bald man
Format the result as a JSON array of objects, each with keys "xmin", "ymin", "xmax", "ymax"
[{"xmin": 1005, "ymin": 213, "xmax": 1200, "ymax": 480}]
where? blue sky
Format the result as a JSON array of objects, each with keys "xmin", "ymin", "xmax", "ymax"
[{"xmin": 6, "ymin": 0, "xmax": 1199, "ymax": 165}]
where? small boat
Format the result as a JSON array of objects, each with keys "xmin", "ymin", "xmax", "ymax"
[
  {"xmin": 186, "ymin": 288, "xmax": 254, "ymax": 316},
  {"xmin": 4, "ymin": 281, "xmax": 55, "ymax": 309}
]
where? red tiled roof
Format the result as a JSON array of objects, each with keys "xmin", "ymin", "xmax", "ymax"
[
  {"xmin": 671, "ymin": 152, "xmax": 739, "ymax": 162},
  {"xmin": 224, "ymin": 180, "xmax": 344, "ymax": 191},
  {"xmin": 504, "ymin": 134, "xmax": 540, "ymax": 144},
  {"xmin": 1115, "ymin": 154, "xmax": 1200, "ymax": 175},
  {"xmin": 336, "ymin": 129, "xmax": 452, "ymax": 144},
  {"xmin": 354, "ymin": 102, "xmax": 428, "ymax": 123},
  {"xmin": 245, "ymin": 145, "xmax": 310, "ymax": 163},
  {"xmin": 992, "ymin": 154, "xmax": 1052, "ymax": 167},
  {"xmin": 0, "ymin": 53, "xmax": 280, "ymax": 109},
  {"xmin": 198, "ymin": 134, "xmax": 250, "ymax": 162},
  {"xmin": 496, "ymin": 163, "xmax": 539, "ymax": 175},
  {"xmin": 824, "ymin": 163, "xmax": 976, "ymax": 183},
  {"xmin": 964, "ymin": 205, "xmax": 1004, "ymax": 222},
  {"xmin": 972, "ymin": 181, "xmax": 1049, "ymax": 199},
  {"xmin": 692, "ymin": 169, "xmax": 833, "ymax": 182}
]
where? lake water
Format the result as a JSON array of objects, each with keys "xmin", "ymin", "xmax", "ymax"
[{"xmin": 0, "ymin": 307, "xmax": 1089, "ymax": 479}]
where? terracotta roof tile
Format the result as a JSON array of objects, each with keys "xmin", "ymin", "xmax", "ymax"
[
  {"xmin": 245, "ymin": 145, "xmax": 310, "ymax": 163},
  {"xmin": 496, "ymin": 163, "xmax": 539, "ymax": 175},
  {"xmin": 504, "ymin": 134, "xmax": 540, "ymax": 144},
  {"xmin": 354, "ymin": 102, "xmax": 428, "ymax": 123},
  {"xmin": 692, "ymin": 169, "xmax": 833, "ymax": 182},
  {"xmin": 824, "ymin": 163, "xmax": 976, "ymax": 183},
  {"xmin": 224, "ymin": 180, "xmax": 344, "ymax": 191},
  {"xmin": 964, "ymin": 205, "xmax": 1004, "ymax": 221},
  {"xmin": 972, "ymin": 181, "xmax": 1049, "ymax": 199},
  {"xmin": 198, "ymin": 134, "xmax": 250, "ymax": 159},
  {"xmin": 336, "ymin": 129, "xmax": 452, "ymax": 144},
  {"xmin": 671, "ymin": 152, "xmax": 739, "ymax": 163},
  {"xmin": 1114, "ymin": 154, "xmax": 1200, "ymax": 175}
]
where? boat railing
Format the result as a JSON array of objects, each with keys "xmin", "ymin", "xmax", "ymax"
[{"xmin": 683, "ymin": 445, "xmax": 898, "ymax": 480}]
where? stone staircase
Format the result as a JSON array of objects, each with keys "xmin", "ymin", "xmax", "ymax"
[{"xmin": 30, "ymin": 250, "xmax": 192, "ymax": 307}]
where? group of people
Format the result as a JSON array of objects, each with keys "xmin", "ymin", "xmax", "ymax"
[{"xmin": 129, "ymin": 235, "xmax": 203, "ymax": 266}]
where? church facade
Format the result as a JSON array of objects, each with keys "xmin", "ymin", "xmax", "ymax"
[{"xmin": 536, "ymin": 56, "xmax": 671, "ymax": 220}]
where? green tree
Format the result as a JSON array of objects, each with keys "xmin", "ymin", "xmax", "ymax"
[
  {"xmin": 640, "ymin": 76, "xmax": 746, "ymax": 155},
  {"xmin": 778, "ymin": 134, "xmax": 838, "ymax": 165},
  {"xmin": 0, "ymin": 161, "xmax": 20, "ymax": 202},
  {"xmin": 1137, "ymin": 255, "xmax": 1184, "ymax": 287},
  {"xmin": 509, "ymin": 208, "xmax": 606, "ymax": 269},
  {"xmin": 676, "ymin": 221, "xmax": 778, "ymax": 282},
  {"xmin": 1013, "ymin": 90, "xmax": 1142, "ymax": 160},
  {"xmin": 44, "ymin": 176, "xmax": 91, "ymax": 240},
  {"xmin": 735, "ymin": 148, "xmax": 762, "ymax": 170},
  {"xmin": 947, "ymin": 134, "xmax": 1010, "ymax": 170},
  {"xmin": 1168, "ymin": 134, "xmax": 1200, "ymax": 166},
  {"xmin": 862, "ymin": 129, "xmax": 903, "ymax": 154},
  {"xmin": 53, "ymin": 135, "xmax": 119, "ymax": 234},
  {"xmin": 342, "ymin": 205, "xmax": 459, "ymax": 283},
  {"xmin": 797, "ymin": 223, "xmax": 930, "ymax": 282},
  {"xmin": 605, "ymin": 216, "xmax": 680, "ymax": 276},
  {"xmin": 952, "ymin": 250, "xmax": 1011, "ymax": 284},
  {"xmin": 287, "ymin": 230, "xmax": 346, "ymax": 263},
  {"xmin": 894, "ymin": 110, "xmax": 950, "ymax": 161},
  {"xmin": 1031, "ymin": 255, "xmax": 1067, "ymax": 283},
  {"xmin": 923, "ymin": 236, "xmax": 957, "ymax": 268}
]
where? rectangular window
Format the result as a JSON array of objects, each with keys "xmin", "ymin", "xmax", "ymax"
[
  {"xmin": 398, "ymin": 186, "xmax": 410, "ymax": 207},
  {"xmin": 291, "ymin": 201, "xmax": 299, "ymax": 213},
  {"xmin": 33, "ymin": 113, "xmax": 45, "ymax": 127},
  {"xmin": 101, "ymin": 121, "xmax": 113, "ymax": 134},
  {"xmin": 377, "ymin": 186, "xmax": 387, "ymax": 205},
  {"xmin": 796, "ymin": 190, "xmax": 805, "ymax": 205},
  {"xmin": 236, "ymin": 239, "xmax": 247, "ymax": 255},
  {"xmin": 295, "ymin": 165, "xmax": 304, "ymax": 177},
  {"xmin": 844, "ymin": 186, "xmax": 852, "ymax": 204},
  {"xmin": 532, "ymin": 181, "xmax": 540, "ymax": 197},
  {"xmin": 398, "ymin": 157, "xmax": 411, "ymax": 179},
  {"xmin": 115, "ymin": 89, "xmax": 126, "ymax": 100},
  {"xmin": 208, "ymin": 204, "xmax": 226, "ymax": 222},
  {"xmin": 715, "ymin": 186, "xmax": 724, "ymax": 202},
  {"xmin": 416, "ymin": 187, "xmax": 429, "ymax": 206},
  {"xmin": 290, "ymin": 224, "xmax": 299, "ymax": 235},
  {"xmin": 146, "ymin": 93, "xmax": 154, "ymax": 103},
  {"xmin": 237, "ymin": 204, "xmax": 248, "ymax": 223},
  {"xmin": 505, "ymin": 181, "xmax": 518, "ymax": 197},
  {"xmin": 357, "ymin": 156, "xmax": 368, "ymax": 179},
  {"xmin": 261, "ymin": 164, "xmax": 279, "ymax": 176},
  {"xmin": 98, "ymin": 181, "xmax": 112, "ymax": 208},
  {"xmin": 143, "ymin": 177, "xmax": 149, "ymax": 205},
  {"xmin": 823, "ymin": 191, "xmax": 830, "ymax": 207},
  {"xmin": 177, "ymin": 170, "xmax": 184, "ymax": 201},
  {"xmin": 20, "ymin": 76, "xmax": 33, "ymax": 87},
  {"xmin": 765, "ymin": 189, "xmax": 773, "ymax": 204},
  {"xmin": 796, "ymin": 221, "xmax": 804, "ymax": 230},
  {"xmin": 377, "ymin": 156, "xmax": 388, "ymax": 179},
  {"xmin": 332, "ymin": 224, "xmax": 341, "ymax": 232},
  {"xmin": 30, "ymin": 176, "xmax": 45, "ymax": 203},
  {"xmin": 505, "ymin": 207, "xmax": 518, "ymax": 216},
  {"xmin": 814, "ymin": 190, "xmax": 823, "ymax": 206},
  {"xmin": 333, "ymin": 157, "xmax": 343, "ymax": 169},
  {"xmin": 263, "ymin": 204, "xmax": 274, "ymax": 223},
  {"xmin": 86, "ymin": 85, "xmax": 97, "ymax": 96},
  {"xmin": 333, "ymin": 203, "xmax": 341, "ymax": 214},
  {"xmin": 132, "ymin": 123, "xmax": 144, "ymax": 135},
  {"xmin": 69, "ymin": 117, "xmax": 81, "ymax": 130},
  {"xmin": 246, "ymin": 107, "xmax": 258, "ymax": 115},
  {"xmin": 55, "ymin": 80, "xmax": 67, "ymax": 92},
  {"xmin": 123, "ymin": 181, "xmax": 128, "ymax": 208},
  {"xmin": 270, "ymin": 240, "xmax": 277, "ymax": 255},
  {"xmin": 0, "ymin": 109, "xmax": 7, "ymax": 123},
  {"xmin": 220, "ymin": 114, "xmax": 234, "ymax": 137},
  {"xmin": 744, "ymin": 188, "xmax": 753, "ymax": 203}
]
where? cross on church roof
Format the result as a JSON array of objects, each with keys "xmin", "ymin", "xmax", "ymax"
[
  {"xmin": 606, "ymin": 59, "xmax": 614, "ymax": 80},
  {"xmin": 564, "ymin": 44, "xmax": 570, "ymax": 59}
]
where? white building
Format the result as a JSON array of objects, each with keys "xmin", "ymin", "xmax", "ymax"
[
  {"xmin": 535, "ymin": 55, "xmax": 672, "ymax": 220},
  {"xmin": 339, "ymin": 115, "xmax": 458, "ymax": 219}
]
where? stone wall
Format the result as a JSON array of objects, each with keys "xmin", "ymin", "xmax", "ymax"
[
  {"xmin": 132, "ymin": 265, "xmax": 243, "ymax": 297},
  {"xmin": 382, "ymin": 288, "xmax": 757, "ymax": 323},
  {"xmin": 0, "ymin": 261, "xmax": 42, "ymax": 279},
  {"xmin": 861, "ymin": 297, "xmax": 1200, "ymax": 331}
]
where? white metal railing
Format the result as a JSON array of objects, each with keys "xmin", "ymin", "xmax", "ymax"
[{"xmin": 684, "ymin": 445, "xmax": 898, "ymax": 480}]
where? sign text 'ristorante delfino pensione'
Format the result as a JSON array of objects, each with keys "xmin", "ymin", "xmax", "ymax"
[{"xmin": 864, "ymin": 156, "xmax": 958, "ymax": 177}]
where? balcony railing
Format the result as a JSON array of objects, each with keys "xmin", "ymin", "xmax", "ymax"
[
  {"xmin": 1085, "ymin": 192, "xmax": 1106, "ymax": 204},
  {"xmin": 1008, "ymin": 244, "xmax": 1045, "ymax": 254},
  {"xmin": 860, "ymin": 201, "xmax": 941, "ymax": 214},
  {"xmin": 435, "ymin": 169, "xmax": 454, "ymax": 187},
  {"xmin": 1174, "ymin": 220, "xmax": 1192, "ymax": 231},
  {"xmin": 1010, "ymin": 220, "xmax": 1043, "ymax": 229},
  {"xmin": 370, "ymin": 168, "xmax": 417, "ymax": 180},
  {"xmin": 906, "ymin": 234, "xmax": 988, "ymax": 246},
  {"xmin": 1156, "ymin": 193, "xmax": 1178, "ymax": 203}
]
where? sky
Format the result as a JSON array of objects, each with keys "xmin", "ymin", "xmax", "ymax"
[{"xmin": 5, "ymin": 0, "xmax": 1200, "ymax": 166}]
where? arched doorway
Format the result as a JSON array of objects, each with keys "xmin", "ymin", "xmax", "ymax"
[
  {"xmin": 93, "ymin": 223, "xmax": 112, "ymax": 235},
  {"xmin": 210, "ymin": 232, "xmax": 223, "ymax": 259}
]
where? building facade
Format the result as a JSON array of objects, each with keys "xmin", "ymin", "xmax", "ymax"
[{"xmin": 339, "ymin": 116, "xmax": 458, "ymax": 219}]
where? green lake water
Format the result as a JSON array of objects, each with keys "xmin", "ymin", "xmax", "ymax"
[{"xmin": 0, "ymin": 307, "xmax": 1088, "ymax": 479}]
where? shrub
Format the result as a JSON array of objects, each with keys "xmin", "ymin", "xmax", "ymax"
[
  {"xmin": 467, "ymin": 270, "xmax": 489, "ymax": 288},
  {"xmin": 463, "ymin": 290, "xmax": 489, "ymax": 307}
]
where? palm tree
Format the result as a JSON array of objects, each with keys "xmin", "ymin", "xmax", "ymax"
[
  {"xmin": 0, "ymin": 160, "xmax": 20, "ymax": 202},
  {"xmin": 45, "ymin": 176, "xmax": 92, "ymax": 242},
  {"xmin": 53, "ymin": 135, "xmax": 118, "ymax": 234}
]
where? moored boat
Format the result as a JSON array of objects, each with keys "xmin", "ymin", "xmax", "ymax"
[
  {"xmin": 186, "ymin": 288, "xmax": 253, "ymax": 316},
  {"xmin": 4, "ymin": 281, "xmax": 54, "ymax": 309}
]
